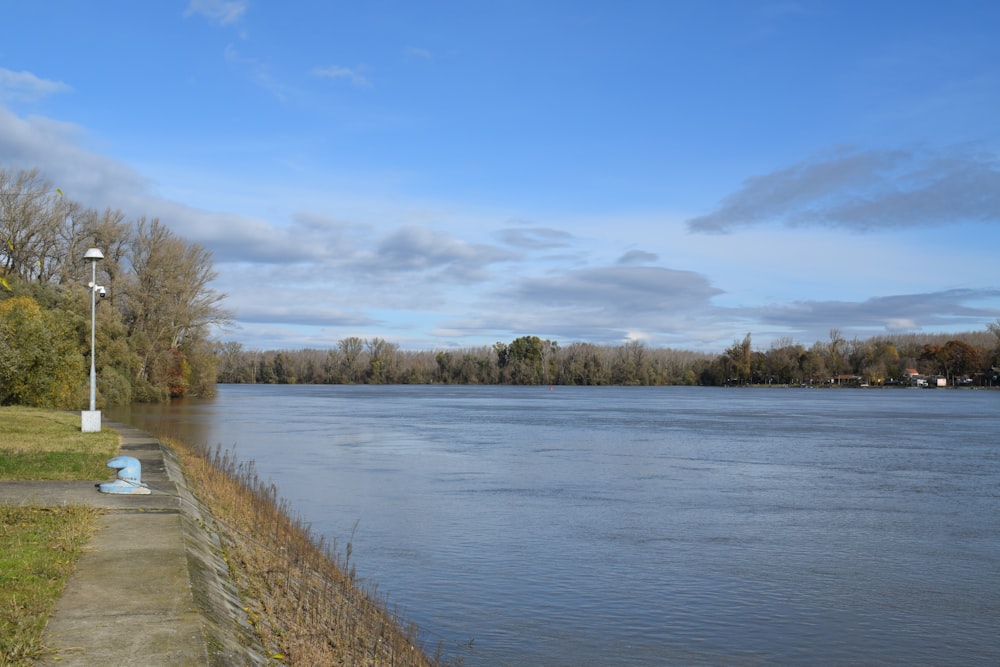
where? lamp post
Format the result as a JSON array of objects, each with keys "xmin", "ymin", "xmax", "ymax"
[{"xmin": 82, "ymin": 247, "xmax": 104, "ymax": 432}]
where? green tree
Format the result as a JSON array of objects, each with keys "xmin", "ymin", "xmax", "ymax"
[
  {"xmin": 273, "ymin": 352, "xmax": 292, "ymax": 384},
  {"xmin": 614, "ymin": 339, "xmax": 647, "ymax": 385},
  {"xmin": 501, "ymin": 335, "xmax": 546, "ymax": 384},
  {"xmin": 764, "ymin": 337, "xmax": 805, "ymax": 384},
  {"xmin": 862, "ymin": 340, "xmax": 899, "ymax": 384},
  {"xmin": 0, "ymin": 296, "xmax": 85, "ymax": 407},
  {"xmin": 725, "ymin": 332, "xmax": 753, "ymax": 384},
  {"xmin": 800, "ymin": 344, "xmax": 828, "ymax": 384},
  {"xmin": 435, "ymin": 351, "xmax": 457, "ymax": 383},
  {"xmin": 366, "ymin": 337, "xmax": 398, "ymax": 384},
  {"xmin": 988, "ymin": 319, "xmax": 1000, "ymax": 368}
]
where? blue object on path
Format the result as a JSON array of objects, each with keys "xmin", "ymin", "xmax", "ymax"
[{"xmin": 98, "ymin": 455, "xmax": 151, "ymax": 495}]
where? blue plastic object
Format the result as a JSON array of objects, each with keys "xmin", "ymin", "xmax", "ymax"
[{"xmin": 98, "ymin": 455, "xmax": 151, "ymax": 494}]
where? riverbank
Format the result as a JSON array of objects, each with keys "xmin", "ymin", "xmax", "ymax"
[
  {"xmin": 0, "ymin": 411, "xmax": 437, "ymax": 666},
  {"xmin": 162, "ymin": 431, "xmax": 437, "ymax": 666}
]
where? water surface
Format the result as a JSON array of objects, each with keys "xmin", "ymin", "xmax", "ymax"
[{"xmin": 113, "ymin": 385, "xmax": 1000, "ymax": 665}]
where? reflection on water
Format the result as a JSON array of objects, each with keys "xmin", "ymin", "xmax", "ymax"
[{"xmin": 111, "ymin": 385, "xmax": 1000, "ymax": 666}]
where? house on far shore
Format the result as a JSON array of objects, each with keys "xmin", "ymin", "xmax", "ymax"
[{"xmin": 904, "ymin": 368, "xmax": 928, "ymax": 387}]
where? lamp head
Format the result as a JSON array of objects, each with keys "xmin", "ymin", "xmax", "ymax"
[{"xmin": 84, "ymin": 248, "xmax": 104, "ymax": 261}]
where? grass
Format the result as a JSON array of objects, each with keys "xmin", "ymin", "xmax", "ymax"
[
  {"xmin": 0, "ymin": 407, "xmax": 119, "ymax": 480},
  {"xmin": 0, "ymin": 505, "xmax": 99, "ymax": 665},
  {"xmin": 167, "ymin": 438, "xmax": 445, "ymax": 666},
  {"xmin": 0, "ymin": 406, "xmax": 117, "ymax": 666}
]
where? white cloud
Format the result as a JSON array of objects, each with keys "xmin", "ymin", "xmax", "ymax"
[
  {"xmin": 885, "ymin": 318, "xmax": 918, "ymax": 331},
  {"xmin": 405, "ymin": 47, "xmax": 433, "ymax": 60},
  {"xmin": 313, "ymin": 65, "xmax": 372, "ymax": 89},
  {"xmin": 0, "ymin": 107, "xmax": 150, "ymax": 201},
  {"xmin": 0, "ymin": 68, "xmax": 71, "ymax": 103},
  {"xmin": 184, "ymin": 0, "xmax": 247, "ymax": 25},
  {"xmin": 223, "ymin": 45, "xmax": 289, "ymax": 101}
]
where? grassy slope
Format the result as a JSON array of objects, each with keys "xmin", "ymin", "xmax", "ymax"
[{"xmin": 167, "ymin": 439, "xmax": 439, "ymax": 666}]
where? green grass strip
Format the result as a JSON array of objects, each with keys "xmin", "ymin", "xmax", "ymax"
[
  {"xmin": 0, "ymin": 505, "xmax": 99, "ymax": 665},
  {"xmin": 0, "ymin": 407, "xmax": 119, "ymax": 480}
]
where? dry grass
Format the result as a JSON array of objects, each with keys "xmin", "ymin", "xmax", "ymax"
[{"xmin": 166, "ymin": 437, "xmax": 450, "ymax": 666}]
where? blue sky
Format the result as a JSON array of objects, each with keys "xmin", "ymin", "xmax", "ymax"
[{"xmin": 2, "ymin": 0, "xmax": 999, "ymax": 353}]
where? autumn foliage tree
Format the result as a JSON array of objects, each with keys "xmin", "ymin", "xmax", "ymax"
[
  {"xmin": 921, "ymin": 340, "xmax": 982, "ymax": 384},
  {"xmin": 1, "ymin": 166, "xmax": 229, "ymax": 407},
  {"xmin": 215, "ymin": 325, "xmax": 1000, "ymax": 389},
  {"xmin": 120, "ymin": 219, "xmax": 227, "ymax": 399}
]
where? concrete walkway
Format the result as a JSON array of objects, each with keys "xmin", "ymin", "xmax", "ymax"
[{"xmin": 0, "ymin": 420, "xmax": 268, "ymax": 666}]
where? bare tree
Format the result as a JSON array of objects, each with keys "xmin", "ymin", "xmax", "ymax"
[
  {"xmin": 123, "ymin": 218, "xmax": 230, "ymax": 383},
  {"xmin": 0, "ymin": 168, "xmax": 71, "ymax": 283},
  {"xmin": 338, "ymin": 337, "xmax": 366, "ymax": 382}
]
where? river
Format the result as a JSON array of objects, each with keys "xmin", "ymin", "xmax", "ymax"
[{"xmin": 111, "ymin": 384, "xmax": 1000, "ymax": 666}]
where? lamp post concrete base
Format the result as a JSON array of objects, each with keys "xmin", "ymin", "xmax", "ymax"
[{"xmin": 81, "ymin": 410, "xmax": 102, "ymax": 433}]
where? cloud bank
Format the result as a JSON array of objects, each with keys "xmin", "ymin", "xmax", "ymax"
[
  {"xmin": 2, "ymin": 100, "xmax": 997, "ymax": 351},
  {"xmin": 687, "ymin": 146, "xmax": 1000, "ymax": 233}
]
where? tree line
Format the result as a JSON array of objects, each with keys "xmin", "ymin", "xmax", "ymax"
[
  {"xmin": 216, "ymin": 325, "xmax": 1000, "ymax": 388},
  {"xmin": 1, "ymin": 167, "xmax": 230, "ymax": 408},
  {"xmin": 6, "ymin": 166, "xmax": 998, "ymax": 408}
]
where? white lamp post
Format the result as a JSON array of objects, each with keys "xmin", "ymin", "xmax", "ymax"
[{"xmin": 82, "ymin": 247, "xmax": 104, "ymax": 432}]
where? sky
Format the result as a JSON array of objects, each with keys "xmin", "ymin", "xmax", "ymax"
[{"xmin": 2, "ymin": 1, "xmax": 999, "ymax": 353}]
